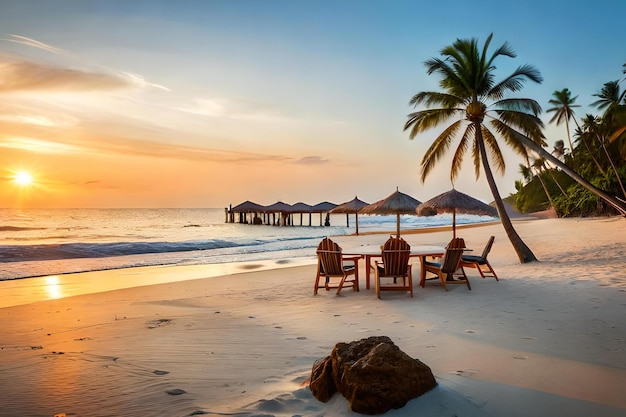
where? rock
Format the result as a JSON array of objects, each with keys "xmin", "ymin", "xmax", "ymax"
[{"xmin": 309, "ymin": 336, "xmax": 437, "ymax": 415}]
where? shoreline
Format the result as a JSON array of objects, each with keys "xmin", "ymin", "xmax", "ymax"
[
  {"xmin": 0, "ymin": 214, "xmax": 599, "ymax": 309},
  {"xmin": 0, "ymin": 215, "xmax": 528, "ymax": 308}
]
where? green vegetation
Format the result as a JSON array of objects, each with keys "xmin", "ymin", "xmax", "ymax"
[{"xmin": 514, "ymin": 66, "xmax": 626, "ymax": 217}]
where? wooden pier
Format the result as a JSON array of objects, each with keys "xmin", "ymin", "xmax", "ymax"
[{"xmin": 225, "ymin": 200, "xmax": 338, "ymax": 227}]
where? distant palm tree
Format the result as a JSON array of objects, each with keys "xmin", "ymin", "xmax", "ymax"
[
  {"xmin": 404, "ymin": 33, "xmax": 543, "ymax": 263},
  {"xmin": 591, "ymin": 80, "xmax": 626, "ymax": 111},
  {"xmin": 546, "ymin": 88, "xmax": 580, "ymax": 154},
  {"xmin": 592, "ymin": 80, "xmax": 626, "ymax": 156}
]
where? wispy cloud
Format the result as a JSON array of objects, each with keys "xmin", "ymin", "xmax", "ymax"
[
  {"xmin": 0, "ymin": 137, "xmax": 84, "ymax": 154},
  {"xmin": 0, "ymin": 113, "xmax": 79, "ymax": 127},
  {"xmin": 294, "ymin": 156, "xmax": 329, "ymax": 165},
  {"xmin": 0, "ymin": 59, "xmax": 133, "ymax": 92},
  {"xmin": 0, "ymin": 131, "xmax": 293, "ymax": 164},
  {"xmin": 2, "ymin": 34, "xmax": 67, "ymax": 55},
  {"xmin": 178, "ymin": 97, "xmax": 288, "ymax": 121},
  {"xmin": 92, "ymin": 136, "xmax": 293, "ymax": 163},
  {"xmin": 121, "ymin": 71, "xmax": 170, "ymax": 91}
]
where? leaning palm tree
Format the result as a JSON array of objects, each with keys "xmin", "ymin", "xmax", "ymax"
[
  {"xmin": 404, "ymin": 33, "xmax": 543, "ymax": 263},
  {"xmin": 546, "ymin": 88, "xmax": 580, "ymax": 154}
]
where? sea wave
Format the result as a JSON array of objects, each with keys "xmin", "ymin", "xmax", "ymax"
[{"xmin": 0, "ymin": 235, "xmax": 321, "ymax": 264}]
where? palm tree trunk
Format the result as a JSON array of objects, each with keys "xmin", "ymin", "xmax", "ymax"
[
  {"xmin": 478, "ymin": 127, "xmax": 538, "ymax": 263},
  {"xmin": 598, "ymin": 134, "xmax": 626, "ymax": 199},
  {"xmin": 535, "ymin": 166, "xmax": 555, "ymax": 209},
  {"xmin": 546, "ymin": 168, "xmax": 567, "ymax": 196},
  {"xmin": 565, "ymin": 120, "xmax": 575, "ymax": 158},
  {"xmin": 514, "ymin": 132, "xmax": 626, "ymax": 216}
]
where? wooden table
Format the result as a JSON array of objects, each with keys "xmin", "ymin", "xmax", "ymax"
[{"xmin": 343, "ymin": 245, "xmax": 445, "ymax": 289}]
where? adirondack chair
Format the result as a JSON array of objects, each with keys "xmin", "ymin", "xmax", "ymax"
[
  {"xmin": 461, "ymin": 236, "xmax": 498, "ymax": 280},
  {"xmin": 420, "ymin": 237, "xmax": 470, "ymax": 290},
  {"xmin": 371, "ymin": 236, "xmax": 413, "ymax": 299},
  {"xmin": 314, "ymin": 237, "xmax": 360, "ymax": 295}
]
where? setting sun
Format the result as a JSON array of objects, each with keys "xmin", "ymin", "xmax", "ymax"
[{"xmin": 14, "ymin": 171, "xmax": 33, "ymax": 186}]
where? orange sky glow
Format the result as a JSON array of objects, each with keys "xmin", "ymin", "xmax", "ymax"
[{"xmin": 1, "ymin": 1, "xmax": 623, "ymax": 208}]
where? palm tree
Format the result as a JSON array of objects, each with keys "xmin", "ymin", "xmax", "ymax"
[
  {"xmin": 546, "ymin": 88, "xmax": 580, "ymax": 154},
  {"xmin": 593, "ymin": 80, "xmax": 626, "ymax": 158},
  {"xmin": 591, "ymin": 80, "xmax": 626, "ymax": 112},
  {"xmin": 404, "ymin": 34, "xmax": 543, "ymax": 263},
  {"xmin": 581, "ymin": 113, "xmax": 626, "ymax": 199}
]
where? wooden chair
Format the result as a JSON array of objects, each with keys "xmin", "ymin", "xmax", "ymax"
[
  {"xmin": 461, "ymin": 236, "xmax": 498, "ymax": 280},
  {"xmin": 420, "ymin": 237, "xmax": 470, "ymax": 290},
  {"xmin": 371, "ymin": 236, "xmax": 413, "ymax": 299},
  {"xmin": 314, "ymin": 237, "xmax": 360, "ymax": 296}
]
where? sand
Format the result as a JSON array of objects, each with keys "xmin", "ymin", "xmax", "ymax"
[{"xmin": 1, "ymin": 216, "xmax": 625, "ymax": 417}]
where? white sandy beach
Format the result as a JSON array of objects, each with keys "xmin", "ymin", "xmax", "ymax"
[{"xmin": 1, "ymin": 216, "xmax": 625, "ymax": 417}]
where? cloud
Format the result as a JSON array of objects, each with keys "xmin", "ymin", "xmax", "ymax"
[
  {"xmin": 0, "ymin": 137, "xmax": 84, "ymax": 154},
  {"xmin": 0, "ymin": 59, "xmax": 133, "ymax": 92},
  {"xmin": 0, "ymin": 113, "xmax": 79, "ymax": 127},
  {"xmin": 2, "ymin": 34, "xmax": 67, "ymax": 55},
  {"xmin": 294, "ymin": 156, "xmax": 329, "ymax": 165},
  {"xmin": 94, "ymin": 136, "xmax": 292, "ymax": 163},
  {"xmin": 121, "ymin": 71, "xmax": 170, "ymax": 91},
  {"xmin": 178, "ymin": 97, "xmax": 288, "ymax": 121}
]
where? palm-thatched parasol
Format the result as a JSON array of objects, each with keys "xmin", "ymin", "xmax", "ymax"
[
  {"xmin": 330, "ymin": 196, "xmax": 369, "ymax": 235},
  {"xmin": 360, "ymin": 188, "xmax": 422, "ymax": 237},
  {"xmin": 311, "ymin": 201, "xmax": 338, "ymax": 226},
  {"xmin": 416, "ymin": 188, "xmax": 498, "ymax": 238},
  {"xmin": 230, "ymin": 200, "xmax": 265, "ymax": 213}
]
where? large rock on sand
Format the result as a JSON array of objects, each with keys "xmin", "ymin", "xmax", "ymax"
[{"xmin": 309, "ymin": 336, "xmax": 437, "ymax": 414}]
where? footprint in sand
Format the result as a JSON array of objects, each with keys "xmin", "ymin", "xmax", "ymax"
[{"xmin": 147, "ymin": 318, "xmax": 172, "ymax": 329}]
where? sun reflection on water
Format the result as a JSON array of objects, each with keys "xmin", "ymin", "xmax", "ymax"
[{"xmin": 45, "ymin": 275, "xmax": 63, "ymax": 299}]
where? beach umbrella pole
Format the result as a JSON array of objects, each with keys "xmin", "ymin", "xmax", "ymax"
[
  {"xmin": 453, "ymin": 209, "xmax": 456, "ymax": 239},
  {"xmin": 396, "ymin": 213, "xmax": 400, "ymax": 237}
]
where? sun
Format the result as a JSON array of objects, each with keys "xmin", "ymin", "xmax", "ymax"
[{"xmin": 14, "ymin": 171, "xmax": 34, "ymax": 186}]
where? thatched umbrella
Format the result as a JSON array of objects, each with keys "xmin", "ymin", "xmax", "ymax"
[
  {"xmin": 230, "ymin": 200, "xmax": 266, "ymax": 224},
  {"xmin": 330, "ymin": 196, "xmax": 369, "ymax": 235},
  {"xmin": 311, "ymin": 201, "xmax": 338, "ymax": 226},
  {"xmin": 290, "ymin": 202, "xmax": 314, "ymax": 226},
  {"xmin": 265, "ymin": 201, "xmax": 293, "ymax": 226},
  {"xmin": 416, "ymin": 188, "xmax": 498, "ymax": 238},
  {"xmin": 360, "ymin": 188, "xmax": 422, "ymax": 237}
]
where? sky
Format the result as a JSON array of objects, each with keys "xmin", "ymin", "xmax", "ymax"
[{"xmin": 0, "ymin": 0, "xmax": 624, "ymax": 209}]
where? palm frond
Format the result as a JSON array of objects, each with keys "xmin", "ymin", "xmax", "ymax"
[
  {"xmin": 420, "ymin": 120, "xmax": 464, "ymax": 181},
  {"xmin": 492, "ymin": 109, "xmax": 544, "ymax": 142},
  {"xmin": 449, "ymin": 124, "xmax": 472, "ymax": 181},
  {"xmin": 489, "ymin": 64, "xmax": 542, "ymax": 99},
  {"xmin": 493, "ymin": 98, "xmax": 542, "ymax": 116},
  {"xmin": 489, "ymin": 118, "xmax": 541, "ymax": 154},
  {"xmin": 404, "ymin": 108, "xmax": 462, "ymax": 139},
  {"xmin": 472, "ymin": 137, "xmax": 481, "ymax": 179},
  {"xmin": 409, "ymin": 91, "xmax": 465, "ymax": 109},
  {"xmin": 425, "ymin": 57, "xmax": 470, "ymax": 97},
  {"xmin": 482, "ymin": 126, "xmax": 507, "ymax": 174}
]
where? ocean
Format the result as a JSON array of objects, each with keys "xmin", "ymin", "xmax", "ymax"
[{"xmin": 0, "ymin": 208, "xmax": 497, "ymax": 280}]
